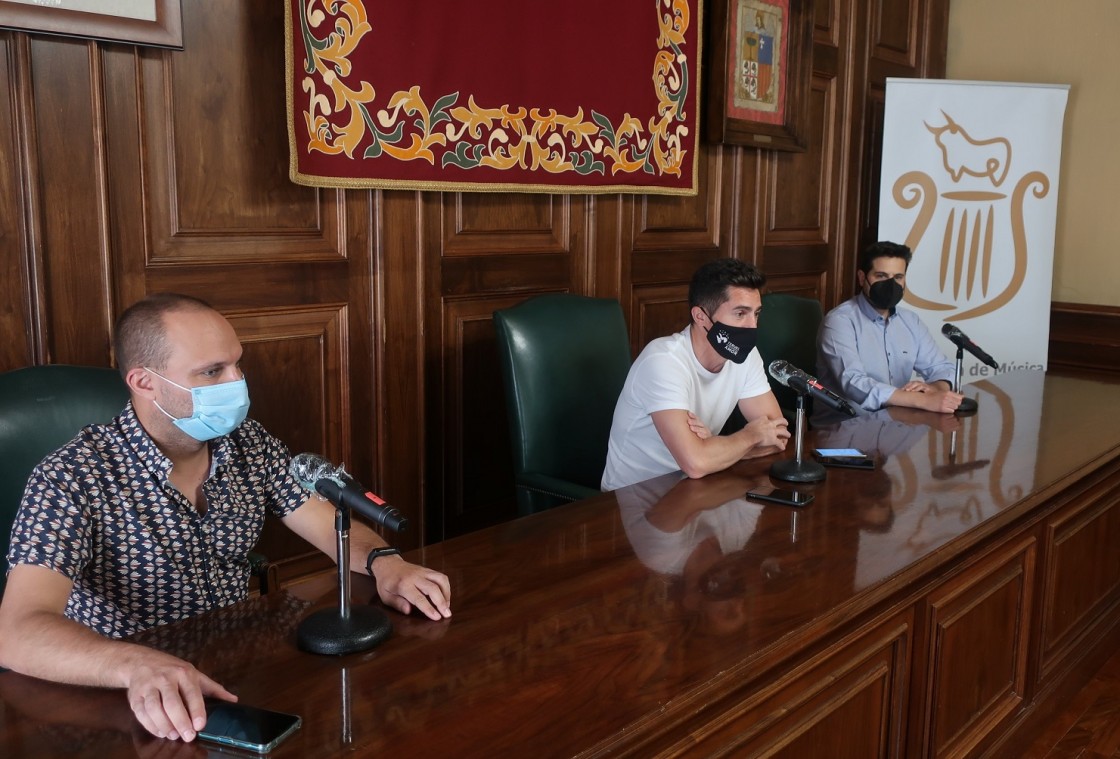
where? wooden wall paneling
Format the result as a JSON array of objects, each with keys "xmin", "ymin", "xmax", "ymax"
[
  {"xmin": 229, "ymin": 305, "xmax": 349, "ymax": 581},
  {"xmin": 856, "ymin": 81, "xmax": 886, "ymax": 261},
  {"xmin": 820, "ymin": 0, "xmax": 862, "ymax": 309},
  {"xmin": 0, "ymin": 32, "xmax": 35, "ymax": 368},
  {"xmin": 139, "ymin": 9, "xmax": 342, "ymax": 269},
  {"xmin": 1037, "ymin": 474, "xmax": 1120, "ymax": 686},
  {"xmin": 847, "ymin": 0, "xmax": 950, "ymax": 308},
  {"xmin": 376, "ymin": 189, "xmax": 427, "ymax": 550},
  {"xmin": 623, "ymin": 143, "xmax": 733, "ymax": 351},
  {"xmin": 755, "ymin": 72, "xmax": 838, "ymax": 290},
  {"xmin": 436, "ymin": 295, "xmax": 525, "ymax": 540},
  {"xmin": 590, "ymin": 192, "xmax": 624, "ymax": 301},
  {"xmin": 765, "ymin": 271, "xmax": 825, "ymax": 302},
  {"xmin": 30, "ymin": 36, "xmax": 114, "ymax": 365},
  {"xmin": 813, "ymin": 0, "xmax": 840, "ymax": 48},
  {"xmin": 917, "ymin": 534, "xmax": 1035, "ymax": 758},
  {"xmin": 650, "ymin": 612, "xmax": 912, "ymax": 757},
  {"xmin": 1048, "ymin": 302, "xmax": 1120, "ymax": 375},
  {"xmin": 630, "ymin": 283, "xmax": 693, "ymax": 356},
  {"xmin": 760, "ymin": 80, "xmax": 834, "ymax": 249},
  {"xmin": 870, "ymin": 0, "xmax": 919, "ymax": 68},
  {"xmin": 102, "ymin": 45, "xmax": 150, "ymax": 319}
]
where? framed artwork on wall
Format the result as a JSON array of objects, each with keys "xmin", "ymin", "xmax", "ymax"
[
  {"xmin": 706, "ymin": 0, "xmax": 814, "ymax": 151},
  {"xmin": 0, "ymin": 0, "xmax": 182, "ymax": 48}
]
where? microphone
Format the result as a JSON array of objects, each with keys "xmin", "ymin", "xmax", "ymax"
[
  {"xmin": 291, "ymin": 453, "xmax": 408, "ymax": 533},
  {"xmin": 768, "ymin": 360, "xmax": 856, "ymax": 417},
  {"xmin": 942, "ymin": 323, "xmax": 998, "ymax": 369}
]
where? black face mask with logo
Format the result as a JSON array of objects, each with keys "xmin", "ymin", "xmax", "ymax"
[
  {"xmin": 866, "ymin": 279, "xmax": 904, "ymax": 311},
  {"xmin": 703, "ymin": 310, "xmax": 757, "ymax": 364}
]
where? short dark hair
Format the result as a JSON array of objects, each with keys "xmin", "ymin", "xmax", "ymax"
[
  {"xmin": 112, "ymin": 293, "xmax": 215, "ymax": 378},
  {"xmin": 858, "ymin": 241, "xmax": 912, "ymax": 274},
  {"xmin": 688, "ymin": 258, "xmax": 766, "ymax": 320}
]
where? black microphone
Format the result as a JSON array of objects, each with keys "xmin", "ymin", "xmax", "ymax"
[
  {"xmin": 941, "ymin": 323, "xmax": 998, "ymax": 369},
  {"xmin": 291, "ymin": 453, "xmax": 408, "ymax": 533},
  {"xmin": 768, "ymin": 360, "xmax": 856, "ymax": 417}
]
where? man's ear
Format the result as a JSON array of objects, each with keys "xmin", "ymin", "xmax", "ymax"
[
  {"xmin": 125, "ymin": 367, "xmax": 156, "ymax": 399},
  {"xmin": 690, "ymin": 305, "xmax": 708, "ymax": 326}
]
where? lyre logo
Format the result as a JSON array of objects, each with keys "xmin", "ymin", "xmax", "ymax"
[{"xmin": 892, "ymin": 111, "xmax": 1050, "ymax": 321}]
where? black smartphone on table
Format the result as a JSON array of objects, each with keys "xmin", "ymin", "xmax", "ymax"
[
  {"xmin": 198, "ymin": 699, "xmax": 302, "ymax": 754},
  {"xmin": 746, "ymin": 485, "xmax": 814, "ymax": 507},
  {"xmin": 813, "ymin": 447, "xmax": 875, "ymax": 469}
]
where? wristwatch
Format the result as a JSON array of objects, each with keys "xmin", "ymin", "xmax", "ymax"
[{"xmin": 365, "ymin": 546, "xmax": 401, "ymax": 577}]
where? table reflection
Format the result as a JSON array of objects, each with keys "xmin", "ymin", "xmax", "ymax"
[{"xmin": 813, "ymin": 371, "xmax": 1045, "ymax": 591}]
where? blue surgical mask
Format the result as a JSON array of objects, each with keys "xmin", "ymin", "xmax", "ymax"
[{"xmin": 146, "ymin": 368, "xmax": 250, "ymax": 441}]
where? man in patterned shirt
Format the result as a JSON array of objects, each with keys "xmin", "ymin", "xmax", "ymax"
[{"xmin": 0, "ymin": 293, "xmax": 452, "ymax": 744}]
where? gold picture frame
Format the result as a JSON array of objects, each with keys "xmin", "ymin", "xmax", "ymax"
[
  {"xmin": 706, "ymin": 0, "xmax": 813, "ymax": 151},
  {"xmin": 0, "ymin": 0, "xmax": 182, "ymax": 48}
]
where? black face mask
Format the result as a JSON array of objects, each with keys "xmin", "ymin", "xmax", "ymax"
[
  {"xmin": 866, "ymin": 279, "xmax": 904, "ymax": 311},
  {"xmin": 703, "ymin": 311, "xmax": 757, "ymax": 364}
]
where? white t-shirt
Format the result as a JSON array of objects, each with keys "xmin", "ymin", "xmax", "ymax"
[{"xmin": 601, "ymin": 325, "xmax": 772, "ymax": 490}]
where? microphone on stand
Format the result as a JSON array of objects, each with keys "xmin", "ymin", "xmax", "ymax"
[
  {"xmin": 291, "ymin": 453, "xmax": 409, "ymax": 533},
  {"xmin": 941, "ymin": 324, "xmax": 999, "ymax": 369},
  {"xmin": 768, "ymin": 360, "xmax": 857, "ymax": 417},
  {"xmin": 766, "ymin": 361, "xmax": 827, "ymax": 483},
  {"xmin": 289, "ymin": 453, "xmax": 402, "ymax": 655},
  {"xmin": 940, "ymin": 323, "xmax": 993, "ymax": 415}
]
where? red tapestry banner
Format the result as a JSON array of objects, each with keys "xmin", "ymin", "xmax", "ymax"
[{"xmin": 285, "ymin": 1, "xmax": 701, "ymax": 195}]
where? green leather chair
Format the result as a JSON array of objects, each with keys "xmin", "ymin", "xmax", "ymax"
[
  {"xmin": 755, "ymin": 293, "xmax": 825, "ymax": 419},
  {"xmin": 494, "ymin": 294, "xmax": 632, "ymax": 515},
  {"xmin": 0, "ymin": 365, "xmax": 275, "ymax": 599}
]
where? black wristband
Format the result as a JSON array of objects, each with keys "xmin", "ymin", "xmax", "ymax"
[{"xmin": 365, "ymin": 546, "xmax": 401, "ymax": 577}]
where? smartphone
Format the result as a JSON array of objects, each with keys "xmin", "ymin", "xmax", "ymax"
[
  {"xmin": 813, "ymin": 448, "xmax": 875, "ymax": 469},
  {"xmin": 814, "ymin": 448, "xmax": 863, "ymax": 457},
  {"xmin": 746, "ymin": 485, "xmax": 814, "ymax": 507},
  {"xmin": 198, "ymin": 699, "xmax": 302, "ymax": 754}
]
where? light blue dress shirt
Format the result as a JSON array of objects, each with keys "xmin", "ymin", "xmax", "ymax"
[{"xmin": 816, "ymin": 293, "xmax": 956, "ymax": 411}]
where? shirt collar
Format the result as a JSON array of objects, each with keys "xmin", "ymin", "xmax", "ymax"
[{"xmin": 118, "ymin": 401, "xmax": 233, "ymax": 481}]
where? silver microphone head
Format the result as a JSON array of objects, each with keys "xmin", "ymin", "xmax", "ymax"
[
  {"xmin": 767, "ymin": 359, "xmax": 792, "ymax": 385},
  {"xmin": 290, "ymin": 452, "xmax": 335, "ymax": 490}
]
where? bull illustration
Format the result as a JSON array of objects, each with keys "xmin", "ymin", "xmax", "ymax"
[{"xmin": 924, "ymin": 111, "xmax": 1011, "ymax": 187}]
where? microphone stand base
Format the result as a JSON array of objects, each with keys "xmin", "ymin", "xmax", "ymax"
[
  {"xmin": 770, "ymin": 459, "xmax": 826, "ymax": 483},
  {"xmin": 297, "ymin": 605, "xmax": 393, "ymax": 656},
  {"xmin": 955, "ymin": 397, "xmax": 978, "ymax": 415}
]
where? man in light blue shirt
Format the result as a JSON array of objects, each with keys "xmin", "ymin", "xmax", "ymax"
[{"xmin": 817, "ymin": 241, "xmax": 963, "ymax": 414}]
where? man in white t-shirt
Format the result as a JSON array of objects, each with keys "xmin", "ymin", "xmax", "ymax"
[{"xmin": 601, "ymin": 259, "xmax": 790, "ymax": 490}]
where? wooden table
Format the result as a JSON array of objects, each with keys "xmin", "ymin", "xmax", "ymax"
[{"xmin": 4, "ymin": 370, "xmax": 1120, "ymax": 758}]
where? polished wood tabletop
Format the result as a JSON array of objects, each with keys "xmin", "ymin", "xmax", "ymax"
[{"xmin": 3, "ymin": 370, "xmax": 1120, "ymax": 758}]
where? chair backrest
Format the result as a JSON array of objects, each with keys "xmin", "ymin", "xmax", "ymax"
[
  {"xmin": 493, "ymin": 294, "xmax": 631, "ymax": 514},
  {"xmin": 0, "ymin": 365, "xmax": 128, "ymax": 595},
  {"xmin": 756, "ymin": 293, "xmax": 825, "ymax": 414}
]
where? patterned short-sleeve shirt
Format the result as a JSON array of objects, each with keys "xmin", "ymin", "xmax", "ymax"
[{"xmin": 6, "ymin": 403, "xmax": 309, "ymax": 638}]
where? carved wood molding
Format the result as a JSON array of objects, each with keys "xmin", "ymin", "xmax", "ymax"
[{"xmin": 1049, "ymin": 302, "xmax": 1120, "ymax": 375}]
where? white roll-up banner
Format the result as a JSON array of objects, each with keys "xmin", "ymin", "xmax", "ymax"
[{"xmin": 878, "ymin": 78, "xmax": 1069, "ymax": 380}]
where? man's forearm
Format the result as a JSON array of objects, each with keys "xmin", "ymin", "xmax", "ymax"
[{"xmin": 0, "ymin": 609, "xmax": 157, "ymax": 689}]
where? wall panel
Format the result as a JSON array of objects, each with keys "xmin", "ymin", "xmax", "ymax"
[
  {"xmin": 31, "ymin": 37, "xmax": 113, "ymax": 365},
  {"xmin": 0, "ymin": 32, "xmax": 34, "ymax": 368}
]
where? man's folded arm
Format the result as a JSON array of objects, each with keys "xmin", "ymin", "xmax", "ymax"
[{"xmin": 652, "ymin": 397, "xmax": 788, "ymax": 480}]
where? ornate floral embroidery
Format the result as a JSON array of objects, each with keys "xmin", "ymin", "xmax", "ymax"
[{"xmin": 290, "ymin": 0, "xmax": 698, "ymax": 192}]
